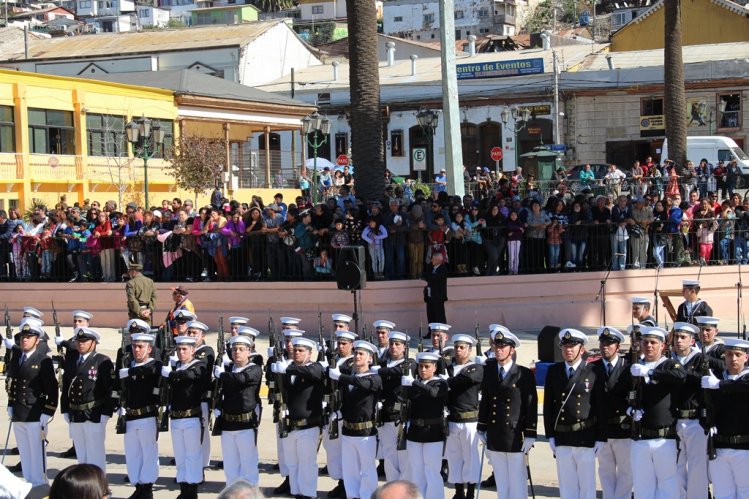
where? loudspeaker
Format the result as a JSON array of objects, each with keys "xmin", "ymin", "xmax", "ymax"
[
  {"xmin": 537, "ymin": 325, "xmax": 563, "ymax": 363},
  {"xmin": 336, "ymin": 246, "xmax": 366, "ymax": 291}
]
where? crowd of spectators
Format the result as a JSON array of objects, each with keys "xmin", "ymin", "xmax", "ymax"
[{"xmin": 0, "ymin": 160, "xmax": 747, "ymax": 284}]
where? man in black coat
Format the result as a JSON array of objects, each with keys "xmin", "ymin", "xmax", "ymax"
[{"xmin": 423, "ymin": 252, "xmax": 447, "ymax": 324}]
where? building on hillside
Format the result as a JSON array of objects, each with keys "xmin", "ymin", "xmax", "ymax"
[
  {"xmin": 610, "ymin": 0, "xmax": 749, "ymax": 51},
  {"xmin": 317, "ymin": 33, "xmax": 454, "ymax": 62},
  {"xmin": 10, "ymin": 5, "xmax": 75, "ymax": 24},
  {"xmin": 609, "ymin": 4, "xmax": 650, "ymax": 32},
  {"xmin": 135, "ymin": 5, "xmax": 171, "ymax": 28},
  {"xmin": 191, "ymin": 3, "xmax": 259, "ymax": 26},
  {"xmin": 298, "ymin": 0, "xmax": 346, "ymax": 21},
  {"xmin": 0, "ymin": 20, "xmax": 323, "ymax": 87}
]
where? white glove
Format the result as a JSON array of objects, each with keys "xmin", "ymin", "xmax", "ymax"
[
  {"xmin": 213, "ymin": 409, "xmax": 221, "ymax": 419},
  {"xmin": 329, "ymin": 367, "xmax": 341, "ymax": 381},
  {"xmin": 594, "ymin": 441, "xmax": 604, "ymax": 455},
  {"xmin": 54, "ymin": 336, "xmax": 64, "ymax": 346},
  {"xmin": 118, "ymin": 407, "xmax": 126, "ymax": 417},
  {"xmin": 701, "ymin": 374, "xmax": 720, "ymax": 390},
  {"xmin": 439, "ymin": 373, "xmax": 450, "ymax": 381},
  {"xmin": 708, "ymin": 426, "xmax": 717, "ymax": 437},
  {"xmin": 101, "ymin": 416, "xmax": 109, "ymax": 425},
  {"xmin": 630, "ymin": 364, "xmax": 649, "ymax": 378},
  {"xmin": 2, "ymin": 337, "xmax": 13, "ymax": 349},
  {"xmin": 214, "ymin": 365, "xmax": 224, "ymax": 379},
  {"xmin": 478, "ymin": 431, "xmax": 487, "ymax": 444},
  {"xmin": 267, "ymin": 347, "xmax": 275, "ymax": 358},
  {"xmin": 401, "ymin": 374, "xmax": 415, "ymax": 387},
  {"xmin": 6, "ymin": 408, "xmax": 12, "ymax": 419},
  {"xmin": 118, "ymin": 368, "xmax": 130, "ymax": 379},
  {"xmin": 169, "ymin": 352, "xmax": 178, "ymax": 366},
  {"xmin": 549, "ymin": 437, "xmax": 556, "ymax": 455},
  {"xmin": 318, "ymin": 359, "xmax": 329, "ymax": 369},
  {"xmin": 628, "ymin": 408, "xmax": 644, "ymax": 421},
  {"xmin": 334, "ymin": 410, "xmax": 342, "ymax": 420},
  {"xmin": 161, "ymin": 365, "xmax": 172, "ymax": 378},
  {"xmin": 522, "ymin": 437, "xmax": 535, "ymax": 454},
  {"xmin": 63, "ymin": 413, "xmax": 70, "ymax": 424},
  {"xmin": 222, "ymin": 353, "xmax": 231, "ymax": 366},
  {"xmin": 370, "ymin": 365, "xmax": 381, "ymax": 372},
  {"xmin": 39, "ymin": 414, "xmax": 51, "ymax": 428},
  {"xmin": 272, "ymin": 361, "xmax": 288, "ymax": 374},
  {"xmin": 474, "ymin": 355, "xmax": 486, "ymax": 366},
  {"xmin": 376, "ymin": 401, "xmax": 383, "ymax": 411}
]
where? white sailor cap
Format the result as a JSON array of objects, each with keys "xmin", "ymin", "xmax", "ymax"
[
  {"xmin": 353, "ymin": 340, "xmax": 378, "ymax": 355},
  {"xmin": 228, "ymin": 316, "xmax": 249, "ymax": 326},
  {"xmin": 236, "ymin": 326, "xmax": 260, "ymax": 338},
  {"xmin": 597, "ymin": 326, "xmax": 625, "ymax": 343},
  {"xmin": 631, "ymin": 297, "xmax": 650, "ymax": 305},
  {"xmin": 416, "ymin": 351, "xmax": 440, "ymax": 363},
  {"xmin": 280, "ymin": 317, "xmax": 301, "ymax": 326},
  {"xmin": 292, "ymin": 337, "xmax": 317, "ymax": 350},
  {"xmin": 491, "ymin": 327, "xmax": 521, "ymax": 347},
  {"xmin": 429, "ymin": 323, "xmax": 451, "ymax": 333},
  {"xmin": 682, "ymin": 280, "xmax": 701, "ymax": 288},
  {"xmin": 696, "ymin": 316, "xmax": 720, "ymax": 327},
  {"xmin": 452, "ymin": 334, "xmax": 476, "ymax": 346},
  {"xmin": 127, "ymin": 319, "xmax": 151, "ymax": 333},
  {"xmin": 18, "ymin": 317, "xmax": 43, "ymax": 330},
  {"xmin": 186, "ymin": 321, "xmax": 209, "ymax": 333},
  {"xmin": 72, "ymin": 310, "xmax": 93, "ymax": 320},
  {"xmin": 74, "ymin": 327, "xmax": 100, "ymax": 341},
  {"xmin": 559, "ymin": 328, "xmax": 588, "ymax": 345},
  {"xmin": 388, "ymin": 331, "xmax": 410, "ymax": 343},
  {"xmin": 229, "ymin": 335, "xmax": 253, "ymax": 347},
  {"xmin": 641, "ymin": 326, "xmax": 668, "ymax": 341},
  {"xmin": 373, "ymin": 320, "xmax": 396, "ymax": 330},
  {"xmin": 23, "ymin": 307, "xmax": 43, "ymax": 319},
  {"xmin": 724, "ymin": 338, "xmax": 749, "ymax": 352},
  {"xmin": 672, "ymin": 322, "xmax": 700, "ymax": 335},
  {"xmin": 18, "ymin": 322, "xmax": 43, "ymax": 336},
  {"xmin": 174, "ymin": 310, "xmax": 197, "ymax": 322},
  {"xmin": 332, "ymin": 314, "xmax": 352, "ymax": 324},
  {"xmin": 175, "ymin": 336, "xmax": 197, "ymax": 346},
  {"xmin": 130, "ymin": 333, "xmax": 156, "ymax": 343},
  {"xmin": 336, "ymin": 330, "xmax": 357, "ymax": 342},
  {"xmin": 283, "ymin": 329, "xmax": 305, "ymax": 338}
]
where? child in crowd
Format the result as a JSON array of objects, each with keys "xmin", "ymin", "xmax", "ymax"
[
  {"xmin": 314, "ymin": 248, "xmax": 333, "ymax": 277},
  {"xmin": 426, "ymin": 213, "xmax": 450, "ymax": 263},
  {"xmin": 10, "ymin": 224, "xmax": 28, "ymax": 280},
  {"xmin": 39, "ymin": 225, "xmax": 55, "ymax": 278},
  {"xmin": 361, "ymin": 217, "xmax": 388, "ymax": 279},
  {"xmin": 696, "ymin": 215, "xmax": 719, "ymax": 266},
  {"xmin": 546, "ymin": 216, "xmax": 565, "ymax": 271},
  {"xmin": 506, "ymin": 210, "xmax": 524, "ymax": 275},
  {"xmin": 718, "ymin": 201, "xmax": 735, "ymax": 264}
]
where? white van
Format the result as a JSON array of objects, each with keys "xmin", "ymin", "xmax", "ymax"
[{"xmin": 661, "ymin": 136, "xmax": 749, "ymax": 175}]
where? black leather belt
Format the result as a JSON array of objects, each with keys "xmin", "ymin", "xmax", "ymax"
[
  {"xmin": 170, "ymin": 407, "xmax": 201, "ymax": 419},
  {"xmin": 555, "ymin": 417, "xmax": 597, "ymax": 433},
  {"xmin": 677, "ymin": 409, "xmax": 698, "ymax": 419},
  {"xmin": 716, "ymin": 434, "xmax": 749, "ymax": 444},
  {"xmin": 70, "ymin": 400, "xmax": 104, "ymax": 411},
  {"xmin": 127, "ymin": 405, "xmax": 157, "ymax": 417},
  {"xmin": 223, "ymin": 412, "xmax": 256, "ymax": 423},
  {"xmin": 640, "ymin": 426, "xmax": 676, "ymax": 438}
]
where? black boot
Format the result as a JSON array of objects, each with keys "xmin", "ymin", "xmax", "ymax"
[
  {"xmin": 176, "ymin": 482, "xmax": 186, "ymax": 499},
  {"xmin": 127, "ymin": 484, "xmax": 142, "ymax": 499},
  {"xmin": 480, "ymin": 472, "xmax": 496, "ymax": 489},
  {"xmin": 441, "ymin": 459, "xmax": 449, "ymax": 481},
  {"xmin": 465, "ymin": 483, "xmax": 476, "ymax": 499},
  {"xmin": 327, "ymin": 479, "xmax": 345, "ymax": 498},
  {"xmin": 273, "ymin": 476, "xmax": 291, "ymax": 495},
  {"xmin": 376, "ymin": 459, "xmax": 385, "ymax": 478},
  {"xmin": 452, "ymin": 483, "xmax": 465, "ymax": 499},
  {"xmin": 189, "ymin": 483, "xmax": 199, "ymax": 499},
  {"xmin": 60, "ymin": 445, "xmax": 76, "ymax": 458},
  {"xmin": 139, "ymin": 484, "xmax": 154, "ymax": 499}
]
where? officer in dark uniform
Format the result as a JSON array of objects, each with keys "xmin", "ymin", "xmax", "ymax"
[
  {"xmin": 184, "ymin": 320, "xmax": 214, "ymax": 469},
  {"xmin": 543, "ymin": 328, "xmax": 606, "ymax": 499},
  {"xmin": 330, "ymin": 339, "xmax": 382, "ymax": 499},
  {"xmin": 477, "ymin": 328, "xmax": 537, "ymax": 499},
  {"xmin": 271, "ymin": 336, "xmax": 326, "ymax": 499},
  {"xmin": 700, "ymin": 338, "xmax": 749, "ymax": 498},
  {"xmin": 60, "ymin": 327, "xmax": 115, "ymax": 474},
  {"xmin": 6, "ymin": 321, "xmax": 57, "ymax": 486},
  {"xmin": 161, "ymin": 335, "xmax": 206, "ymax": 499},
  {"xmin": 213, "ymin": 335, "xmax": 262, "ymax": 487},
  {"xmin": 628, "ymin": 326, "xmax": 686, "ymax": 498},
  {"xmin": 402, "ymin": 351, "xmax": 449, "ymax": 499},
  {"xmin": 116, "ymin": 331, "xmax": 162, "ymax": 499},
  {"xmin": 375, "ymin": 331, "xmax": 415, "ymax": 482},
  {"xmin": 590, "ymin": 326, "xmax": 632, "ymax": 499},
  {"xmin": 676, "ymin": 280, "xmax": 713, "ymax": 324},
  {"xmin": 631, "ymin": 297, "xmax": 656, "ymax": 327},
  {"xmin": 696, "ymin": 316, "xmax": 725, "ymax": 361},
  {"xmin": 444, "ymin": 334, "xmax": 483, "ymax": 499}
]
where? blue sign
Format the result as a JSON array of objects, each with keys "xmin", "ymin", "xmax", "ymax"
[
  {"xmin": 456, "ymin": 58, "xmax": 545, "ymax": 80},
  {"xmin": 550, "ymin": 144, "xmax": 567, "ymax": 152}
]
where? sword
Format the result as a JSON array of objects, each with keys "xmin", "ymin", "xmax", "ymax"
[
  {"xmin": 41, "ymin": 424, "xmax": 48, "ymax": 477},
  {"xmin": 526, "ymin": 452, "xmax": 536, "ymax": 499},
  {"xmin": 475, "ymin": 442, "xmax": 486, "ymax": 498},
  {"xmin": 1, "ymin": 420, "xmax": 12, "ymax": 464}
]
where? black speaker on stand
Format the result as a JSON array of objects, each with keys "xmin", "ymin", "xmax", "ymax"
[{"xmin": 336, "ymin": 246, "xmax": 366, "ymax": 335}]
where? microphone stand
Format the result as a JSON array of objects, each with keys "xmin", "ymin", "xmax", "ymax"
[
  {"xmin": 738, "ymin": 261, "xmax": 744, "ymax": 339},
  {"xmin": 595, "ymin": 264, "xmax": 615, "ymax": 326},
  {"xmin": 654, "ymin": 265, "xmax": 661, "ymax": 327}
]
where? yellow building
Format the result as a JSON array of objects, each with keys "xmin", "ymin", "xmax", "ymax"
[{"xmin": 611, "ymin": 0, "xmax": 749, "ymax": 52}]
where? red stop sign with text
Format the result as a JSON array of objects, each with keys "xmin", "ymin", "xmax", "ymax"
[
  {"xmin": 337, "ymin": 155, "xmax": 349, "ymax": 166},
  {"xmin": 490, "ymin": 147, "xmax": 503, "ymax": 162}
]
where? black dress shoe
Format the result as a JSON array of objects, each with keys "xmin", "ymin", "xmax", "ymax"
[
  {"xmin": 273, "ymin": 476, "xmax": 290, "ymax": 495},
  {"xmin": 319, "ymin": 465, "xmax": 328, "ymax": 475},
  {"xmin": 7, "ymin": 462, "xmax": 21, "ymax": 472},
  {"xmin": 480, "ymin": 472, "xmax": 496, "ymax": 488},
  {"xmin": 9, "ymin": 447, "xmax": 19, "ymax": 455},
  {"xmin": 327, "ymin": 480, "xmax": 345, "ymax": 498},
  {"xmin": 376, "ymin": 460, "xmax": 385, "ymax": 478},
  {"xmin": 61, "ymin": 445, "xmax": 77, "ymax": 458}
]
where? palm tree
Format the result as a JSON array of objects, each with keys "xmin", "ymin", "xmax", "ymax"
[
  {"xmin": 346, "ymin": 0, "xmax": 384, "ymax": 202},
  {"xmin": 664, "ymin": 0, "xmax": 687, "ymax": 172}
]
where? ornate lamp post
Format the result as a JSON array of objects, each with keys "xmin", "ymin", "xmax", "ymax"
[
  {"xmin": 301, "ymin": 111, "xmax": 331, "ymax": 203},
  {"xmin": 126, "ymin": 115, "xmax": 165, "ymax": 209},
  {"xmin": 501, "ymin": 106, "xmax": 532, "ymax": 166},
  {"xmin": 416, "ymin": 108, "xmax": 439, "ymax": 183}
]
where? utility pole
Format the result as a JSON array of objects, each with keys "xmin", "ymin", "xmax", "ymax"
[{"xmin": 552, "ymin": 50, "xmax": 560, "ymax": 146}]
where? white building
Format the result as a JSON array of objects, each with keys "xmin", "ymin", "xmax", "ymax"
[
  {"xmin": 136, "ymin": 5, "xmax": 170, "ymax": 28},
  {"xmin": 610, "ymin": 4, "xmax": 650, "ymax": 32},
  {"xmin": 298, "ymin": 0, "xmax": 346, "ymax": 21}
]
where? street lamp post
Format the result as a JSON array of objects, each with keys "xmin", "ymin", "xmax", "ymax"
[
  {"xmin": 126, "ymin": 115, "xmax": 165, "ymax": 209},
  {"xmin": 500, "ymin": 106, "xmax": 532, "ymax": 169},
  {"xmin": 301, "ymin": 111, "xmax": 331, "ymax": 203},
  {"xmin": 416, "ymin": 109, "xmax": 439, "ymax": 183}
]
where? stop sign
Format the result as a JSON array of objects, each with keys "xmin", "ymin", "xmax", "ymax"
[
  {"xmin": 490, "ymin": 147, "xmax": 503, "ymax": 162},
  {"xmin": 336, "ymin": 155, "xmax": 349, "ymax": 166}
]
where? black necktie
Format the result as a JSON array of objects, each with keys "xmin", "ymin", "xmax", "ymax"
[
  {"xmin": 499, "ymin": 366, "xmax": 505, "ymax": 381},
  {"xmin": 607, "ymin": 363, "xmax": 613, "ymax": 376},
  {"xmin": 77, "ymin": 356, "xmax": 84, "ymax": 367},
  {"xmin": 568, "ymin": 366, "xmax": 574, "ymax": 379},
  {"xmin": 19, "ymin": 354, "xmax": 26, "ymax": 366}
]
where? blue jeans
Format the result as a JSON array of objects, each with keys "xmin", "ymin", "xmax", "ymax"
[
  {"xmin": 547, "ymin": 244, "xmax": 561, "ymax": 269},
  {"xmin": 384, "ymin": 244, "xmax": 406, "ymax": 279},
  {"xmin": 720, "ymin": 238, "xmax": 733, "ymax": 263},
  {"xmin": 569, "ymin": 240, "xmax": 587, "ymax": 268},
  {"xmin": 612, "ymin": 240, "xmax": 627, "ymax": 270},
  {"xmin": 735, "ymin": 236, "xmax": 748, "ymax": 264}
]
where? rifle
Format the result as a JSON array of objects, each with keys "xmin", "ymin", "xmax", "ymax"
[
  {"xmin": 3, "ymin": 306, "xmax": 12, "ymax": 375},
  {"xmin": 116, "ymin": 330, "xmax": 129, "ymax": 435},
  {"xmin": 274, "ymin": 321, "xmax": 289, "ymax": 439},
  {"xmin": 268, "ymin": 312, "xmax": 277, "ymax": 406},
  {"xmin": 317, "ymin": 309, "xmax": 325, "ymax": 362},
  {"xmin": 327, "ymin": 325, "xmax": 340, "ymax": 440},
  {"xmin": 51, "ymin": 302, "xmax": 63, "ymax": 386},
  {"xmin": 474, "ymin": 320, "xmax": 481, "ymax": 356},
  {"xmin": 700, "ymin": 340, "xmax": 717, "ymax": 461},
  {"xmin": 628, "ymin": 324, "xmax": 642, "ymax": 439},
  {"xmin": 157, "ymin": 326, "xmax": 174, "ymax": 432},
  {"xmin": 418, "ymin": 322, "xmax": 424, "ymax": 353},
  {"xmin": 209, "ymin": 317, "xmax": 225, "ymax": 436},
  {"xmin": 396, "ymin": 354, "xmax": 413, "ymax": 451},
  {"xmin": 437, "ymin": 334, "xmax": 444, "ymax": 375}
]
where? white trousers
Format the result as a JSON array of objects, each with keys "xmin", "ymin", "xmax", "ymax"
[
  {"xmin": 676, "ymin": 418, "xmax": 708, "ymax": 499},
  {"xmin": 445, "ymin": 421, "xmax": 480, "ymax": 484},
  {"xmin": 709, "ymin": 448, "xmax": 749, "ymax": 499},
  {"xmin": 342, "ymin": 435, "xmax": 378, "ymax": 499},
  {"xmin": 171, "ymin": 417, "xmax": 203, "ymax": 484},
  {"xmin": 407, "ymin": 441, "xmax": 444, "ymax": 499},
  {"xmin": 277, "ymin": 432, "xmax": 289, "ymax": 476},
  {"xmin": 630, "ymin": 438, "xmax": 679, "ymax": 499},
  {"xmin": 322, "ymin": 419, "xmax": 343, "ymax": 479},
  {"xmin": 124, "ymin": 417, "xmax": 159, "ymax": 485},
  {"xmin": 14, "ymin": 421, "xmax": 47, "ymax": 486},
  {"xmin": 200, "ymin": 402, "xmax": 210, "ymax": 467},
  {"xmin": 555, "ymin": 445, "xmax": 596, "ymax": 499},
  {"xmin": 221, "ymin": 429, "xmax": 258, "ymax": 486},
  {"xmin": 597, "ymin": 438, "xmax": 632, "ymax": 499},
  {"xmin": 69, "ymin": 420, "xmax": 107, "ymax": 473},
  {"xmin": 281, "ymin": 427, "xmax": 319, "ymax": 497},
  {"xmin": 379, "ymin": 422, "xmax": 411, "ymax": 481},
  {"xmin": 487, "ymin": 450, "xmax": 527, "ymax": 499}
]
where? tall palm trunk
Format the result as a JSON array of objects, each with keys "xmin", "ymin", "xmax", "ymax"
[
  {"xmin": 346, "ymin": 0, "xmax": 384, "ymax": 202},
  {"xmin": 664, "ymin": 0, "xmax": 687, "ymax": 173}
]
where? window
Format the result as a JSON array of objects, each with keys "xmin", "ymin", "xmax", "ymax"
[
  {"xmin": 390, "ymin": 130, "xmax": 404, "ymax": 157},
  {"xmin": 478, "ymin": 8, "xmax": 489, "ymax": 17},
  {"xmin": 393, "ymin": 16, "xmax": 402, "ymax": 22},
  {"xmin": 195, "ymin": 12, "xmax": 211, "ymax": 24},
  {"xmin": 613, "ymin": 12, "xmax": 626, "ymax": 26},
  {"xmin": 335, "ymin": 132, "xmax": 348, "ymax": 157},
  {"xmin": 0, "ymin": 106, "xmax": 14, "ymax": 153},
  {"xmin": 423, "ymin": 13, "xmax": 434, "ymax": 22},
  {"xmin": 455, "ymin": 10, "xmax": 464, "ymax": 19},
  {"xmin": 28, "ymin": 108, "xmax": 75, "ymax": 155},
  {"xmin": 317, "ymin": 92, "xmax": 330, "ymax": 105},
  {"xmin": 480, "ymin": 28, "xmax": 489, "ymax": 33},
  {"xmin": 311, "ymin": 5, "xmax": 323, "ymax": 14},
  {"xmin": 640, "ymin": 97, "xmax": 663, "ymax": 116},
  {"xmin": 139, "ymin": 8, "xmax": 149, "ymax": 17},
  {"xmin": 86, "ymin": 114, "xmax": 126, "ymax": 157},
  {"xmin": 718, "ymin": 93, "xmax": 741, "ymax": 129},
  {"xmin": 79, "ymin": 0, "xmax": 91, "ymax": 7}
]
